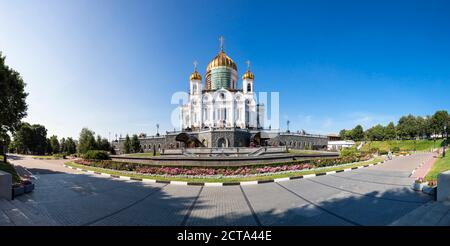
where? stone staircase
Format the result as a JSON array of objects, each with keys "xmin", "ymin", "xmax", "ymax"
[
  {"xmin": 0, "ymin": 197, "xmax": 58, "ymax": 226},
  {"xmin": 390, "ymin": 201, "xmax": 450, "ymax": 226}
]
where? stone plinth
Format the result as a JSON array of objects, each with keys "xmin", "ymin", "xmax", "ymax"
[
  {"xmin": 437, "ymin": 170, "xmax": 450, "ymax": 202},
  {"xmin": 0, "ymin": 170, "xmax": 12, "ymax": 200}
]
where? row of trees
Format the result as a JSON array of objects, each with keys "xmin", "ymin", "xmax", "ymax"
[
  {"xmin": 340, "ymin": 110, "xmax": 450, "ymax": 141},
  {"xmin": 8, "ymin": 124, "xmax": 114, "ymax": 155},
  {"xmin": 123, "ymin": 134, "xmax": 142, "ymax": 154},
  {"xmin": 8, "ymin": 122, "xmax": 77, "ymax": 155},
  {"xmin": 77, "ymin": 128, "xmax": 113, "ymax": 154}
]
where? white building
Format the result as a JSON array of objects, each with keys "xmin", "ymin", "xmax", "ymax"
[
  {"xmin": 327, "ymin": 140, "xmax": 356, "ymax": 151},
  {"xmin": 181, "ymin": 41, "xmax": 264, "ymax": 130}
]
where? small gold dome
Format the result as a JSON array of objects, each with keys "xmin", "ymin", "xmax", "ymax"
[
  {"xmin": 190, "ymin": 70, "xmax": 202, "ymax": 81},
  {"xmin": 242, "ymin": 70, "xmax": 254, "ymax": 80},
  {"xmin": 206, "ymin": 51, "xmax": 237, "ymax": 72}
]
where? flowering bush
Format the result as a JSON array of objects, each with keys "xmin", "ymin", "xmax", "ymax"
[
  {"xmin": 73, "ymin": 154, "xmax": 371, "ymax": 177},
  {"xmin": 135, "ymin": 163, "xmax": 311, "ymax": 176}
]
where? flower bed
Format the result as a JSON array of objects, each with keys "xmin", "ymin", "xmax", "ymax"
[
  {"xmin": 12, "ymin": 179, "xmax": 35, "ymax": 198},
  {"xmin": 74, "ymin": 155, "xmax": 371, "ymax": 177}
]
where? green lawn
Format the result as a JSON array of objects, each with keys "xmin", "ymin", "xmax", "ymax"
[
  {"xmin": 65, "ymin": 157, "xmax": 384, "ymax": 183},
  {"xmin": 33, "ymin": 155, "xmax": 58, "ymax": 159},
  {"xmin": 0, "ymin": 156, "xmax": 21, "ymax": 184},
  {"xmin": 361, "ymin": 139, "xmax": 443, "ymax": 152},
  {"xmin": 425, "ymin": 155, "xmax": 450, "ymax": 181},
  {"xmin": 123, "ymin": 152, "xmax": 161, "ymax": 157}
]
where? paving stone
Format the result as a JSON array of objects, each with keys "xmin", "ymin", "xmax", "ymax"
[{"xmin": 186, "ymin": 186, "xmax": 257, "ymax": 226}]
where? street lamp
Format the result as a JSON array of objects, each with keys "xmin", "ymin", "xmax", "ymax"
[{"xmin": 444, "ymin": 125, "xmax": 447, "ymax": 157}]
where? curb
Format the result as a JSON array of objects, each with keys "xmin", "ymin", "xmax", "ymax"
[
  {"xmin": 410, "ymin": 161, "xmax": 425, "ymax": 177},
  {"xmin": 63, "ymin": 160, "xmax": 386, "ymax": 187}
]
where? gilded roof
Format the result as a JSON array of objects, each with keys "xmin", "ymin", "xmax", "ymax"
[{"xmin": 206, "ymin": 51, "xmax": 237, "ymax": 71}]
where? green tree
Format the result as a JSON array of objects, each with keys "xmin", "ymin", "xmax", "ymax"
[
  {"xmin": 78, "ymin": 128, "xmax": 96, "ymax": 154},
  {"xmin": 96, "ymin": 135, "xmax": 111, "ymax": 151},
  {"xmin": 430, "ymin": 110, "xmax": 449, "ymax": 138},
  {"xmin": 65, "ymin": 137, "xmax": 77, "ymax": 154},
  {"xmin": 365, "ymin": 124, "xmax": 385, "ymax": 141},
  {"xmin": 49, "ymin": 135, "xmax": 60, "ymax": 154},
  {"xmin": 46, "ymin": 138, "xmax": 53, "ymax": 154},
  {"xmin": 339, "ymin": 129, "xmax": 351, "ymax": 140},
  {"xmin": 0, "ymin": 53, "xmax": 28, "ymax": 161},
  {"xmin": 384, "ymin": 122, "xmax": 397, "ymax": 140},
  {"xmin": 32, "ymin": 124, "xmax": 48, "ymax": 155},
  {"xmin": 397, "ymin": 115, "xmax": 419, "ymax": 139},
  {"xmin": 123, "ymin": 135, "xmax": 131, "ymax": 154},
  {"xmin": 131, "ymin": 134, "xmax": 141, "ymax": 153},
  {"xmin": 351, "ymin": 125, "xmax": 364, "ymax": 141},
  {"xmin": 60, "ymin": 137, "xmax": 66, "ymax": 153},
  {"xmin": 10, "ymin": 122, "xmax": 48, "ymax": 155},
  {"xmin": 416, "ymin": 116, "xmax": 432, "ymax": 139}
]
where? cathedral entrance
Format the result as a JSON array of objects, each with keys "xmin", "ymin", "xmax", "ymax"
[{"xmin": 217, "ymin": 138, "xmax": 228, "ymax": 148}]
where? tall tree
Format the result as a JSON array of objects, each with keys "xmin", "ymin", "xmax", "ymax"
[
  {"xmin": 397, "ymin": 115, "xmax": 419, "ymax": 139},
  {"xmin": 384, "ymin": 122, "xmax": 397, "ymax": 140},
  {"xmin": 78, "ymin": 128, "xmax": 96, "ymax": 154},
  {"xmin": 32, "ymin": 124, "xmax": 48, "ymax": 155},
  {"xmin": 0, "ymin": 53, "xmax": 28, "ymax": 161},
  {"xmin": 60, "ymin": 137, "xmax": 66, "ymax": 153},
  {"xmin": 123, "ymin": 135, "xmax": 131, "ymax": 154},
  {"xmin": 365, "ymin": 124, "xmax": 385, "ymax": 141},
  {"xmin": 96, "ymin": 135, "xmax": 111, "ymax": 151},
  {"xmin": 430, "ymin": 110, "xmax": 449, "ymax": 138},
  {"xmin": 46, "ymin": 138, "xmax": 53, "ymax": 155},
  {"xmin": 351, "ymin": 125, "xmax": 364, "ymax": 141},
  {"xmin": 49, "ymin": 135, "xmax": 60, "ymax": 154},
  {"xmin": 65, "ymin": 137, "xmax": 77, "ymax": 154},
  {"xmin": 339, "ymin": 129, "xmax": 350, "ymax": 140},
  {"xmin": 131, "ymin": 134, "xmax": 141, "ymax": 153}
]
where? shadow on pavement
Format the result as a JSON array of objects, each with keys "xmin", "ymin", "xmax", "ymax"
[{"xmin": 11, "ymin": 169, "xmax": 437, "ymax": 226}]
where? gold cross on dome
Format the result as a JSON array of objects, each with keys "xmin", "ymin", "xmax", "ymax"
[
  {"xmin": 193, "ymin": 61, "xmax": 198, "ymax": 71},
  {"xmin": 219, "ymin": 36, "xmax": 224, "ymax": 51}
]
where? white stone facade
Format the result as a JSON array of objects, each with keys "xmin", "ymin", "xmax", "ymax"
[{"xmin": 181, "ymin": 82, "xmax": 262, "ymax": 130}]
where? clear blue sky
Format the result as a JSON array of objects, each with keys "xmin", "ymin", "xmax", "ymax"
[{"xmin": 1, "ymin": 0, "xmax": 449, "ymax": 139}]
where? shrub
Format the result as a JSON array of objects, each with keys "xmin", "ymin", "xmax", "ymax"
[
  {"xmin": 379, "ymin": 150, "xmax": 388, "ymax": 155},
  {"xmin": 369, "ymin": 147, "xmax": 380, "ymax": 154},
  {"xmin": 339, "ymin": 148, "xmax": 360, "ymax": 159},
  {"xmin": 83, "ymin": 150, "xmax": 110, "ymax": 160},
  {"xmin": 391, "ymin": 146, "xmax": 400, "ymax": 152},
  {"xmin": 53, "ymin": 153, "xmax": 66, "ymax": 159}
]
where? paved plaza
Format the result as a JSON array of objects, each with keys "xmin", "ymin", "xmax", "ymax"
[{"xmin": 1, "ymin": 153, "xmax": 449, "ymax": 226}]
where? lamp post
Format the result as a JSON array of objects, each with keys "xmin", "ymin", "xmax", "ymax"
[{"xmin": 444, "ymin": 125, "xmax": 447, "ymax": 157}]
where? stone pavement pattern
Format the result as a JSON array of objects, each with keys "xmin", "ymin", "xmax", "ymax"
[
  {"xmin": 1, "ymin": 153, "xmax": 447, "ymax": 226},
  {"xmin": 410, "ymin": 153, "xmax": 438, "ymax": 179}
]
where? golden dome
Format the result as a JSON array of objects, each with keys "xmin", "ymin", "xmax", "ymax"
[
  {"xmin": 242, "ymin": 70, "xmax": 254, "ymax": 80},
  {"xmin": 206, "ymin": 51, "xmax": 237, "ymax": 72},
  {"xmin": 190, "ymin": 70, "xmax": 202, "ymax": 81}
]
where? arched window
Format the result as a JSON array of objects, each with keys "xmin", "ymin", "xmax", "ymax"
[{"xmin": 247, "ymin": 83, "xmax": 251, "ymax": 92}]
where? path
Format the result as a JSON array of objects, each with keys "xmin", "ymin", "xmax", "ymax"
[{"xmin": 1, "ymin": 153, "xmax": 443, "ymax": 226}]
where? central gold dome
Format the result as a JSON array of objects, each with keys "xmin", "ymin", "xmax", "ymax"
[{"xmin": 206, "ymin": 51, "xmax": 237, "ymax": 72}]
